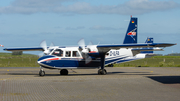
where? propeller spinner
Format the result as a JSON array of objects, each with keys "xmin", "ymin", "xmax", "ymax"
[{"xmin": 78, "ymin": 39, "xmax": 92, "ymax": 64}]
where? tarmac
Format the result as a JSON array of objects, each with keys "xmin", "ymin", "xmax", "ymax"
[{"xmin": 0, "ymin": 67, "xmax": 180, "ymax": 101}]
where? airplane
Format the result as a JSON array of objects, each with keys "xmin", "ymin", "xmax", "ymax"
[{"xmin": 3, "ymin": 16, "xmax": 176, "ymax": 76}]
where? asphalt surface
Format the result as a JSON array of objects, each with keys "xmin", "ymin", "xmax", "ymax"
[{"xmin": 0, "ymin": 67, "xmax": 180, "ymax": 101}]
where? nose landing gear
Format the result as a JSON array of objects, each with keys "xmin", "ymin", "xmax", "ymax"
[{"xmin": 39, "ymin": 69, "xmax": 45, "ymax": 76}]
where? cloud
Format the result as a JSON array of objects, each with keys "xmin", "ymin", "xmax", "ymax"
[
  {"xmin": 66, "ymin": 26, "xmax": 85, "ymax": 30},
  {"xmin": 90, "ymin": 25, "xmax": 123, "ymax": 30},
  {"xmin": 54, "ymin": 26, "xmax": 62, "ymax": 29},
  {"xmin": 0, "ymin": 0, "xmax": 179, "ymax": 15},
  {"xmin": 0, "ymin": 0, "xmax": 75, "ymax": 14}
]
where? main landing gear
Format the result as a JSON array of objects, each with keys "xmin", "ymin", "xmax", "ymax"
[
  {"xmin": 60, "ymin": 69, "xmax": 68, "ymax": 75},
  {"xmin": 98, "ymin": 69, "xmax": 107, "ymax": 75},
  {"xmin": 98, "ymin": 53, "xmax": 107, "ymax": 75}
]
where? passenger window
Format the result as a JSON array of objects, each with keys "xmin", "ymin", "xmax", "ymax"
[
  {"xmin": 52, "ymin": 49, "xmax": 63, "ymax": 57},
  {"xmin": 72, "ymin": 51, "xmax": 80, "ymax": 57},
  {"xmin": 66, "ymin": 51, "xmax": 71, "ymax": 57}
]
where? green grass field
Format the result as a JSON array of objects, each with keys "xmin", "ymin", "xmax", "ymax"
[
  {"xmin": 0, "ymin": 53, "xmax": 180, "ymax": 67},
  {"xmin": 0, "ymin": 53, "xmax": 39, "ymax": 67},
  {"xmin": 114, "ymin": 56, "xmax": 180, "ymax": 67}
]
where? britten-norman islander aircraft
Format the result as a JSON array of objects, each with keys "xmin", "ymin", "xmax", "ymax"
[{"xmin": 4, "ymin": 16, "xmax": 176, "ymax": 76}]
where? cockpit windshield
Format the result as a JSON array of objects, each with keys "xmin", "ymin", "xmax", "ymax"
[
  {"xmin": 49, "ymin": 49, "xmax": 54, "ymax": 53},
  {"xmin": 52, "ymin": 49, "xmax": 63, "ymax": 57}
]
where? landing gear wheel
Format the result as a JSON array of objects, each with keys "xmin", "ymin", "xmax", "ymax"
[
  {"xmin": 60, "ymin": 69, "xmax": 68, "ymax": 75},
  {"xmin": 39, "ymin": 70, "xmax": 45, "ymax": 76},
  {"xmin": 98, "ymin": 69, "xmax": 107, "ymax": 75}
]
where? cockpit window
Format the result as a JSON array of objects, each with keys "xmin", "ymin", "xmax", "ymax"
[
  {"xmin": 49, "ymin": 49, "xmax": 54, "ymax": 53},
  {"xmin": 52, "ymin": 49, "xmax": 63, "ymax": 57},
  {"xmin": 72, "ymin": 51, "xmax": 80, "ymax": 57}
]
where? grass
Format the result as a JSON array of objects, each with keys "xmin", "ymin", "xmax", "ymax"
[
  {"xmin": 114, "ymin": 56, "xmax": 180, "ymax": 67},
  {"xmin": 0, "ymin": 53, "xmax": 39, "ymax": 67},
  {"xmin": 0, "ymin": 53, "xmax": 180, "ymax": 67}
]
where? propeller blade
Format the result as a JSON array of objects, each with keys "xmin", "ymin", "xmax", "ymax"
[
  {"xmin": 49, "ymin": 42, "xmax": 55, "ymax": 49},
  {"xmin": 88, "ymin": 41, "xmax": 93, "ymax": 45},
  {"xmin": 78, "ymin": 39, "xmax": 92, "ymax": 64},
  {"xmin": 40, "ymin": 40, "xmax": 49, "ymax": 54},
  {"xmin": 85, "ymin": 55, "xmax": 92, "ymax": 64},
  {"xmin": 78, "ymin": 39, "xmax": 85, "ymax": 49},
  {"xmin": 38, "ymin": 52, "xmax": 44, "ymax": 57}
]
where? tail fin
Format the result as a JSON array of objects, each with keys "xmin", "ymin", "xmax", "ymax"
[
  {"xmin": 141, "ymin": 37, "xmax": 153, "ymax": 53},
  {"xmin": 123, "ymin": 16, "xmax": 138, "ymax": 44}
]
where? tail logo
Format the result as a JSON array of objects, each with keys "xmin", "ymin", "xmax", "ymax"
[{"xmin": 127, "ymin": 28, "xmax": 137, "ymax": 41}]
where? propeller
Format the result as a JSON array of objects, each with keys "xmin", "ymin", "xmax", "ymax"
[
  {"xmin": 40, "ymin": 40, "xmax": 49, "ymax": 54},
  {"xmin": 39, "ymin": 40, "xmax": 55, "ymax": 57},
  {"xmin": 49, "ymin": 42, "xmax": 55, "ymax": 49},
  {"xmin": 78, "ymin": 39, "xmax": 88, "ymax": 53},
  {"xmin": 88, "ymin": 41, "xmax": 93, "ymax": 45},
  {"xmin": 78, "ymin": 39, "xmax": 92, "ymax": 64},
  {"xmin": 38, "ymin": 52, "xmax": 44, "ymax": 57}
]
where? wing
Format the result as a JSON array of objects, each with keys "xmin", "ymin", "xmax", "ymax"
[
  {"xmin": 3, "ymin": 47, "xmax": 44, "ymax": 51},
  {"xmin": 97, "ymin": 43, "xmax": 176, "ymax": 53}
]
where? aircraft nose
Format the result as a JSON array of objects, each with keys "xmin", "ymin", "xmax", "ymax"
[
  {"xmin": 37, "ymin": 55, "xmax": 55, "ymax": 64},
  {"xmin": 37, "ymin": 57, "xmax": 44, "ymax": 64}
]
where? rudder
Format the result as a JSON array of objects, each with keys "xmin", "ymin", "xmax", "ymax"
[{"xmin": 123, "ymin": 16, "xmax": 138, "ymax": 44}]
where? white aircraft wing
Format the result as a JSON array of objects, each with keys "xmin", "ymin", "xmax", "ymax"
[{"xmin": 3, "ymin": 47, "xmax": 44, "ymax": 51}]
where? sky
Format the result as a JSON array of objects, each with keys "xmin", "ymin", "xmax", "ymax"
[{"xmin": 0, "ymin": 0, "xmax": 179, "ymax": 55}]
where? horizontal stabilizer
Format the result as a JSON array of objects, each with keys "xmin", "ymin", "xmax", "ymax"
[
  {"xmin": 132, "ymin": 47, "xmax": 164, "ymax": 56},
  {"xmin": 132, "ymin": 47, "xmax": 164, "ymax": 52},
  {"xmin": 97, "ymin": 43, "xmax": 176, "ymax": 53}
]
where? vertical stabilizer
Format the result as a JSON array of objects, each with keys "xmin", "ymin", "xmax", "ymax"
[{"xmin": 123, "ymin": 16, "xmax": 138, "ymax": 44}]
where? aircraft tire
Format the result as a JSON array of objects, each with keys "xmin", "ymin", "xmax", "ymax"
[
  {"xmin": 98, "ymin": 69, "xmax": 107, "ymax": 75},
  {"xmin": 39, "ymin": 70, "xmax": 45, "ymax": 76},
  {"xmin": 60, "ymin": 69, "xmax": 68, "ymax": 75}
]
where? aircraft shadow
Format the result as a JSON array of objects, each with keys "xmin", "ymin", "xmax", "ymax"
[
  {"xmin": 3, "ymin": 73, "xmax": 62, "ymax": 76},
  {"xmin": 107, "ymin": 72, "xmax": 155, "ymax": 75},
  {"xmin": 2, "ymin": 73, "xmax": 39, "ymax": 76},
  {"xmin": 1, "ymin": 71, "xmax": 155, "ymax": 76},
  {"xmin": 147, "ymin": 76, "xmax": 180, "ymax": 84}
]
